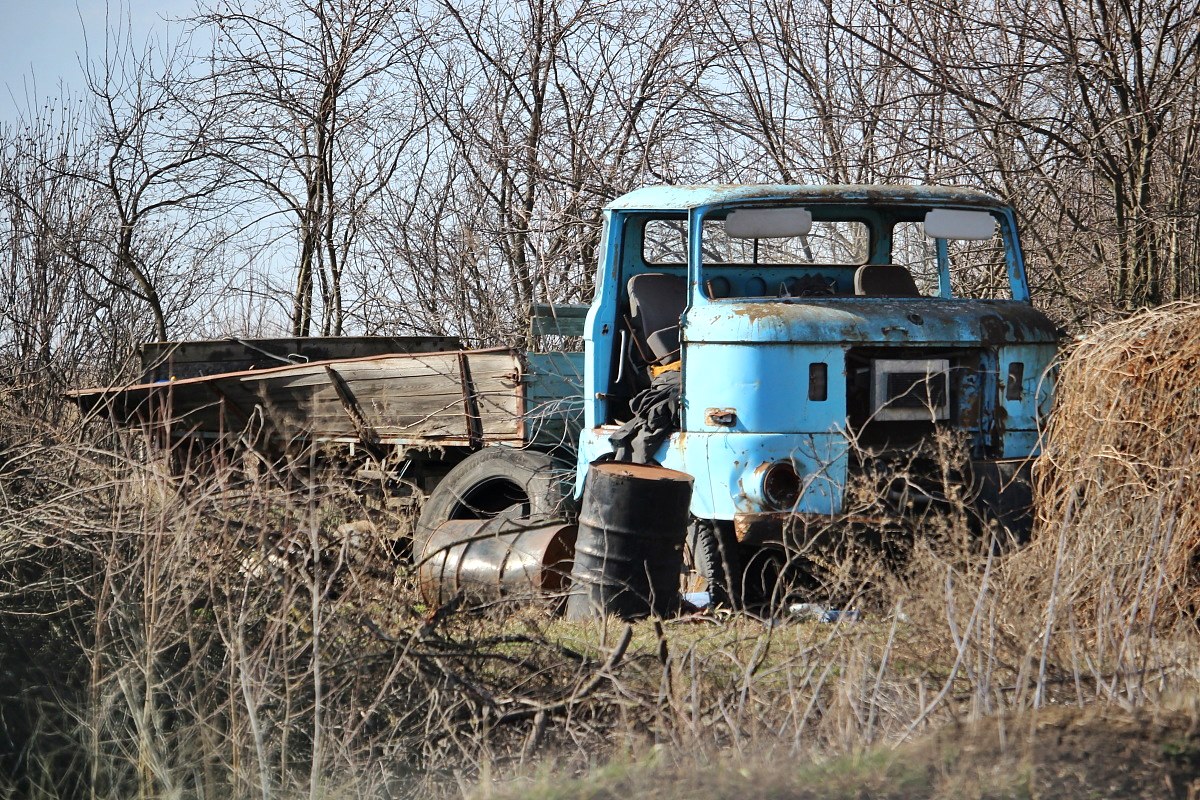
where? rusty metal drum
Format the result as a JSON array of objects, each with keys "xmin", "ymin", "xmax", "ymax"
[
  {"xmin": 417, "ymin": 518, "xmax": 577, "ymax": 606},
  {"xmin": 566, "ymin": 462, "xmax": 693, "ymax": 620}
]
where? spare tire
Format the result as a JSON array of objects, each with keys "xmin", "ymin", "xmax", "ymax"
[{"xmin": 414, "ymin": 448, "xmax": 573, "ymax": 557}]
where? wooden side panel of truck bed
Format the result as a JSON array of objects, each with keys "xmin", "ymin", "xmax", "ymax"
[{"xmin": 70, "ymin": 348, "xmax": 531, "ymax": 449}]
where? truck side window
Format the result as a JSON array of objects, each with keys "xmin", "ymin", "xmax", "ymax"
[{"xmin": 643, "ymin": 219, "xmax": 688, "ymax": 263}]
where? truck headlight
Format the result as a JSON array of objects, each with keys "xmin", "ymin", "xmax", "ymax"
[{"xmin": 761, "ymin": 461, "xmax": 802, "ymax": 510}]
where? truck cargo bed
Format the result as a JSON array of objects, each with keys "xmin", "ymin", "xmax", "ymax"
[{"xmin": 70, "ymin": 347, "xmax": 583, "ymax": 453}]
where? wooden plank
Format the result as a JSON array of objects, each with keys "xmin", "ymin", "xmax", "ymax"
[
  {"xmin": 241, "ymin": 361, "xmax": 522, "ymax": 442},
  {"xmin": 140, "ymin": 336, "xmax": 462, "ymax": 381},
  {"xmin": 323, "ymin": 365, "xmax": 386, "ymax": 460},
  {"xmin": 456, "ymin": 352, "xmax": 485, "ymax": 449},
  {"xmin": 72, "ymin": 347, "xmax": 528, "ymax": 446},
  {"xmin": 238, "ymin": 352, "xmax": 509, "ymax": 392},
  {"xmin": 74, "ymin": 347, "xmax": 517, "ymax": 396}
]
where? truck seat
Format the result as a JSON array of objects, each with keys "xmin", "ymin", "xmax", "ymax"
[
  {"xmin": 627, "ymin": 273, "xmax": 687, "ymax": 366},
  {"xmin": 854, "ymin": 264, "xmax": 921, "ymax": 297}
]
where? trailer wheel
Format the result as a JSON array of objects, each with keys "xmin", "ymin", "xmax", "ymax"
[
  {"xmin": 414, "ymin": 448, "xmax": 572, "ymax": 556},
  {"xmin": 687, "ymin": 519, "xmax": 742, "ymax": 609}
]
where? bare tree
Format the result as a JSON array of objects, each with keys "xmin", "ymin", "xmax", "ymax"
[
  {"xmin": 836, "ymin": 0, "xmax": 1200, "ymax": 311},
  {"xmin": 694, "ymin": 0, "xmax": 949, "ymax": 185},
  {"xmin": 0, "ymin": 97, "xmax": 126, "ymax": 418},
  {"xmin": 0, "ymin": 9, "xmax": 246, "ymax": 422},
  {"xmin": 78, "ymin": 15, "xmax": 235, "ymax": 343},
  {"xmin": 195, "ymin": 0, "xmax": 422, "ymax": 337},
  {"xmin": 362, "ymin": 0, "xmax": 702, "ymax": 344}
]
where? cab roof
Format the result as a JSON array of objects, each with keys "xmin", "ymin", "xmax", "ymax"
[{"xmin": 605, "ymin": 184, "xmax": 1006, "ymax": 212}]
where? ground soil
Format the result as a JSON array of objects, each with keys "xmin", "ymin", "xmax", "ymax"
[
  {"xmin": 912, "ymin": 703, "xmax": 1200, "ymax": 799},
  {"xmin": 482, "ymin": 702, "xmax": 1200, "ymax": 800}
]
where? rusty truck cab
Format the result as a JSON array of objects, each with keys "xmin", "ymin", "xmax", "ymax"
[{"xmin": 578, "ymin": 185, "xmax": 1058, "ymax": 570}]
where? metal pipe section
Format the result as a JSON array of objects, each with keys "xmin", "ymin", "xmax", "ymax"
[{"xmin": 417, "ymin": 518, "xmax": 577, "ymax": 607}]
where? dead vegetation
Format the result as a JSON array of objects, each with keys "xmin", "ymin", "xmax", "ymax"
[
  {"xmin": 1007, "ymin": 302, "xmax": 1200, "ymax": 673},
  {"xmin": 4, "ymin": 305, "xmax": 1200, "ymax": 798},
  {"xmin": 478, "ymin": 702, "xmax": 1200, "ymax": 800}
]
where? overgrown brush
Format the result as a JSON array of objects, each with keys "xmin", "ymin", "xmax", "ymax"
[
  {"xmin": 1003, "ymin": 302, "xmax": 1200, "ymax": 689},
  {"xmin": 0, "ymin": 414, "xmax": 639, "ymax": 797},
  {"xmin": 0, "ymin": 414, "xmax": 1001, "ymax": 797},
  {"xmin": 7, "ymin": 306, "xmax": 1200, "ymax": 799}
]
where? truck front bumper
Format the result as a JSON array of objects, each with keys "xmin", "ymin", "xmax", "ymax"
[{"xmin": 732, "ymin": 457, "xmax": 1036, "ymax": 547}]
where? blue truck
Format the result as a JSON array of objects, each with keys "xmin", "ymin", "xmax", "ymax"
[
  {"xmin": 571, "ymin": 184, "xmax": 1057, "ymax": 595},
  {"xmin": 74, "ymin": 184, "xmax": 1058, "ymax": 602}
]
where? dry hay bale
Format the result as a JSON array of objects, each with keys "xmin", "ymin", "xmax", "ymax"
[{"xmin": 1023, "ymin": 301, "xmax": 1200, "ymax": 629}]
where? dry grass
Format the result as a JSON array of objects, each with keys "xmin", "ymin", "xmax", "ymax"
[
  {"xmin": 479, "ymin": 701, "xmax": 1200, "ymax": 800},
  {"xmin": 5, "ymin": 305, "xmax": 1200, "ymax": 797},
  {"xmin": 999, "ymin": 302, "xmax": 1200, "ymax": 700}
]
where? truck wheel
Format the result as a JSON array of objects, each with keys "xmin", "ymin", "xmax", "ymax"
[
  {"xmin": 740, "ymin": 546, "xmax": 784, "ymax": 609},
  {"xmin": 687, "ymin": 519, "xmax": 742, "ymax": 609},
  {"xmin": 414, "ymin": 448, "xmax": 572, "ymax": 556}
]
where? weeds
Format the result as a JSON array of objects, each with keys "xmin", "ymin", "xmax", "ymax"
[{"xmin": 4, "ymin": 306, "xmax": 1200, "ymax": 797}]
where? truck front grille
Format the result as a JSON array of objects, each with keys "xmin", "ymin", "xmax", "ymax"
[
  {"xmin": 846, "ymin": 347, "xmax": 992, "ymax": 456},
  {"xmin": 872, "ymin": 358, "xmax": 950, "ymax": 421}
]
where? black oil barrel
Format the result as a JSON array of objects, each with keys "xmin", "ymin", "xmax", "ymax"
[
  {"xmin": 566, "ymin": 462, "xmax": 693, "ymax": 620},
  {"xmin": 417, "ymin": 517, "xmax": 577, "ymax": 607}
]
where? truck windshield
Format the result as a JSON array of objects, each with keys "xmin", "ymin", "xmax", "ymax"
[
  {"xmin": 892, "ymin": 220, "xmax": 1013, "ymax": 299},
  {"xmin": 641, "ymin": 207, "xmax": 1018, "ymax": 301},
  {"xmin": 644, "ymin": 218, "xmax": 868, "ymax": 265}
]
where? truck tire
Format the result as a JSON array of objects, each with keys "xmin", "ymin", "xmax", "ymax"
[
  {"xmin": 688, "ymin": 519, "xmax": 742, "ymax": 609},
  {"xmin": 740, "ymin": 546, "xmax": 784, "ymax": 609},
  {"xmin": 414, "ymin": 448, "xmax": 572, "ymax": 556}
]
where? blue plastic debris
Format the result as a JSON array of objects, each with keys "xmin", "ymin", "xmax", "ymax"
[{"xmin": 788, "ymin": 603, "xmax": 861, "ymax": 623}]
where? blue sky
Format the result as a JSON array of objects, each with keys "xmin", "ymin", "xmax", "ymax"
[{"xmin": 0, "ymin": 1, "xmax": 194, "ymax": 119}]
